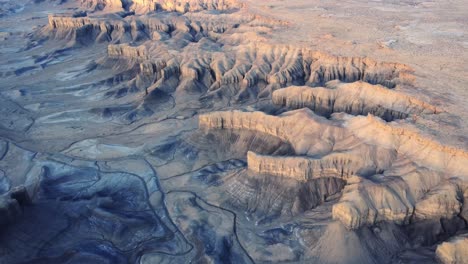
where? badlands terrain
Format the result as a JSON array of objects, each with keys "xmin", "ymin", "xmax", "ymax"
[{"xmin": 0, "ymin": 0, "xmax": 468, "ymax": 263}]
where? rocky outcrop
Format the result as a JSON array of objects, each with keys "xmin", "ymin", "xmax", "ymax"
[
  {"xmin": 43, "ymin": 8, "xmax": 414, "ymax": 101},
  {"xmin": 146, "ymin": 0, "xmax": 243, "ymax": 13},
  {"xmin": 44, "ymin": 15, "xmax": 416, "ymax": 99},
  {"xmin": 347, "ymin": 115, "xmax": 468, "ymax": 177},
  {"xmin": 108, "ymin": 44, "xmax": 149, "ymax": 59},
  {"xmin": 140, "ymin": 44, "xmax": 414, "ymax": 101},
  {"xmin": 436, "ymin": 234, "xmax": 468, "ymax": 264},
  {"xmin": 46, "ymin": 14, "xmax": 182, "ymax": 44},
  {"xmin": 333, "ymin": 177, "xmax": 414, "ymax": 229},
  {"xmin": 200, "ymin": 110, "xmax": 468, "ymax": 229},
  {"xmin": 332, "ymin": 116, "xmax": 468, "ymax": 229},
  {"xmin": 247, "ymin": 151, "xmax": 371, "ymax": 181},
  {"xmin": 272, "ymin": 81, "xmax": 437, "ymax": 121},
  {"xmin": 48, "ymin": 15, "xmax": 94, "ymax": 29},
  {"xmin": 199, "ymin": 109, "xmax": 347, "ymax": 155},
  {"xmin": 332, "ymin": 174, "xmax": 462, "ymax": 229},
  {"xmin": 80, "ymin": 0, "xmax": 242, "ymax": 13},
  {"xmin": 80, "ymin": 0, "xmax": 126, "ymax": 12},
  {"xmin": 306, "ymin": 52, "xmax": 413, "ymax": 88}
]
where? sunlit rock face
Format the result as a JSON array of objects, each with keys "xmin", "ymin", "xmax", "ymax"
[
  {"xmin": 272, "ymin": 81, "xmax": 438, "ymax": 121},
  {"xmin": 80, "ymin": 0, "xmax": 243, "ymax": 13},
  {"xmin": 436, "ymin": 234, "xmax": 468, "ymax": 264},
  {"xmin": 1, "ymin": 0, "xmax": 467, "ymax": 263}
]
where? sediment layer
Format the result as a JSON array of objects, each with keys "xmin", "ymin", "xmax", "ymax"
[
  {"xmin": 200, "ymin": 110, "xmax": 468, "ymax": 229},
  {"xmin": 272, "ymin": 81, "xmax": 437, "ymax": 121}
]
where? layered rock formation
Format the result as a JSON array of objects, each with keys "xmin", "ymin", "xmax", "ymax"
[
  {"xmin": 347, "ymin": 115, "xmax": 468, "ymax": 177},
  {"xmin": 272, "ymin": 81, "xmax": 438, "ymax": 121},
  {"xmin": 127, "ymin": 44, "xmax": 414, "ymax": 101},
  {"xmin": 145, "ymin": 0, "xmax": 243, "ymax": 13},
  {"xmin": 199, "ymin": 109, "xmax": 346, "ymax": 155},
  {"xmin": 80, "ymin": 0, "xmax": 126, "ymax": 11},
  {"xmin": 333, "ymin": 175, "xmax": 462, "ymax": 229},
  {"xmin": 42, "ymin": 6, "xmax": 414, "ymax": 104},
  {"xmin": 248, "ymin": 151, "xmax": 365, "ymax": 181},
  {"xmin": 436, "ymin": 234, "xmax": 468, "ymax": 264},
  {"xmin": 79, "ymin": 0, "xmax": 242, "ymax": 13},
  {"xmin": 199, "ymin": 109, "xmax": 468, "ymax": 229},
  {"xmin": 46, "ymin": 14, "xmax": 194, "ymax": 45}
]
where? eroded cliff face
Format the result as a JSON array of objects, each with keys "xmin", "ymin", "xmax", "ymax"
[
  {"xmin": 272, "ymin": 81, "xmax": 438, "ymax": 121},
  {"xmin": 199, "ymin": 109, "xmax": 347, "ymax": 155},
  {"xmin": 125, "ymin": 44, "xmax": 413, "ymax": 101},
  {"xmin": 46, "ymin": 14, "xmax": 197, "ymax": 45},
  {"xmin": 199, "ymin": 109, "xmax": 468, "ymax": 230},
  {"xmin": 41, "ymin": 11, "xmax": 415, "ymax": 103},
  {"xmin": 80, "ymin": 0, "xmax": 125, "ymax": 11},
  {"xmin": 79, "ymin": 0, "xmax": 242, "ymax": 13},
  {"xmin": 247, "ymin": 151, "xmax": 362, "ymax": 181},
  {"xmin": 347, "ymin": 115, "xmax": 468, "ymax": 177}
]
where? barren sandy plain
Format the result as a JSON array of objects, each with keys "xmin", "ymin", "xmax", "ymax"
[{"xmin": 0, "ymin": 0, "xmax": 467, "ymax": 263}]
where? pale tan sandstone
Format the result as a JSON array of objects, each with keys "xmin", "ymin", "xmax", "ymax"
[
  {"xmin": 200, "ymin": 110, "xmax": 468, "ymax": 229},
  {"xmin": 272, "ymin": 81, "xmax": 437, "ymax": 121},
  {"xmin": 81, "ymin": 0, "xmax": 243, "ymax": 13},
  {"xmin": 347, "ymin": 115, "xmax": 468, "ymax": 177},
  {"xmin": 247, "ymin": 151, "xmax": 375, "ymax": 181},
  {"xmin": 436, "ymin": 234, "xmax": 468, "ymax": 264}
]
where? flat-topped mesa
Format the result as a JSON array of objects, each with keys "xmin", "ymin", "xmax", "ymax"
[
  {"xmin": 200, "ymin": 110, "xmax": 468, "ymax": 177},
  {"xmin": 305, "ymin": 51, "xmax": 414, "ymax": 88},
  {"xmin": 80, "ymin": 0, "xmax": 243, "ymax": 13},
  {"xmin": 272, "ymin": 81, "xmax": 438, "ymax": 121},
  {"xmin": 329, "ymin": 116, "xmax": 468, "ymax": 229},
  {"xmin": 47, "ymin": 14, "xmax": 188, "ymax": 32},
  {"xmin": 347, "ymin": 115, "xmax": 468, "ymax": 177},
  {"xmin": 200, "ymin": 110, "xmax": 468, "ymax": 230},
  {"xmin": 48, "ymin": 14, "xmax": 94, "ymax": 29},
  {"xmin": 332, "ymin": 175, "xmax": 462, "ymax": 229},
  {"xmin": 247, "ymin": 151, "xmax": 369, "ymax": 181},
  {"xmin": 47, "ymin": 14, "xmax": 130, "ymax": 44},
  {"xmin": 150, "ymin": 0, "xmax": 243, "ymax": 13},
  {"xmin": 232, "ymin": 45, "xmax": 413, "ymax": 88},
  {"xmin": 80, "ymin": 0, "xmax": 126, "ymax": 12},
  {"xmin": 108, "ymin": 44, "xmax": 149, "ymax": 59},
  {"xmin": 46, "ymin": 15, "xmax": 187, "ymax": 44},
  {"xmin": 192, "ymin": 47, "xmax": 414, "ymax": 102},
  {"xmin": 199, "ymin": 109, "xmax": 347, "ymax": 155}
]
